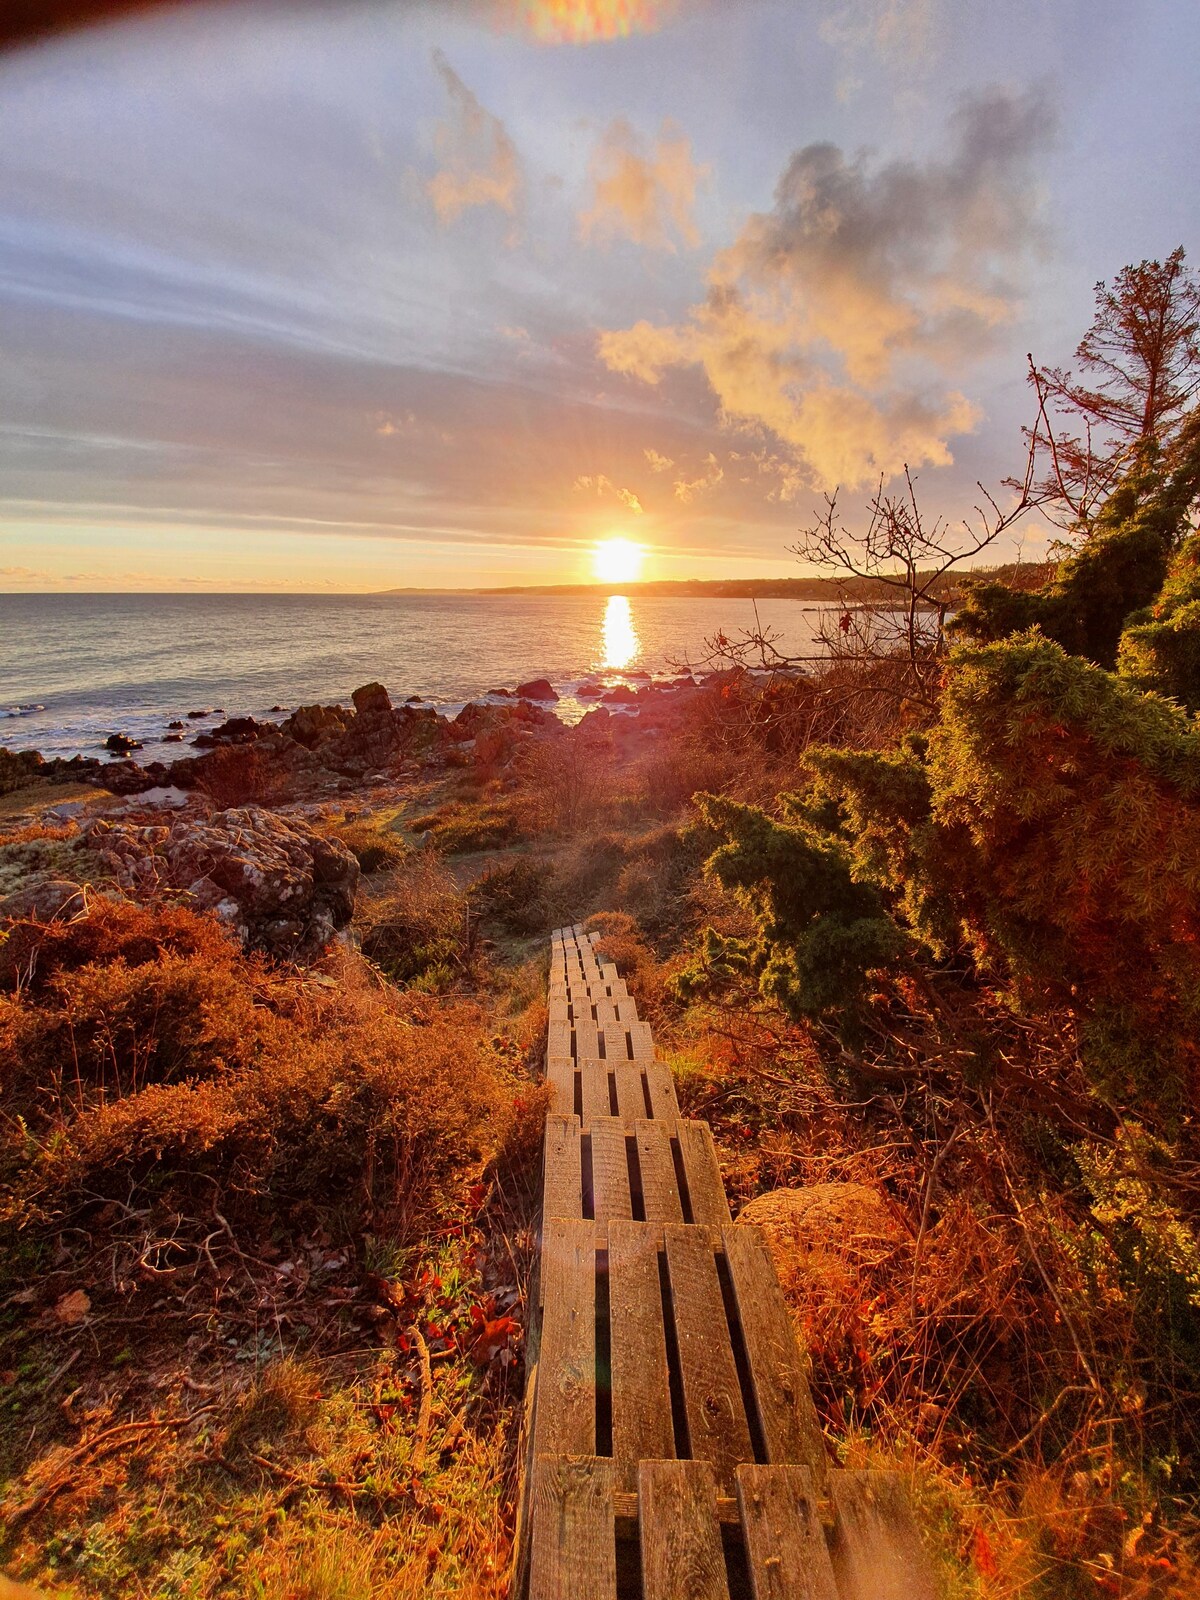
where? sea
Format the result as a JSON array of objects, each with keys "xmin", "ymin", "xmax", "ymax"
[{"xmin": 0, "ymin": 591, "xmax": 835, "ymax": 765}]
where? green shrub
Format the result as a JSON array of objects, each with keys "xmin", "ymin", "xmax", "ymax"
[{"xmin": 1117, "ymin": 531, "xmax": 1200, "ymax": 709}]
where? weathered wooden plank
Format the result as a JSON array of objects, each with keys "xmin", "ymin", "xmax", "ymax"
[
  {"xmin": 598, "ymin": 1026, "xmax": 629, "ymax": 1062},
  {"xmin": 828, "ymin": 1470, "xmax": 941, "ymax": 1600},
  {"xmin": 664, "ymin": 1224, "xmax": 753, "ymax": 1493},
  {"xmin": 677, "ymin": 1121, "xmax": 731, "ymax": 1226},
  {"xmin": 643, "ymin": 1061, "xmax": 680, "ymax": 1121},
  {"xmin": 722, "ymin": 1226, "xmax": 826, "ymax": 1485},
  {"xmin": 548, "ymin": 1000, "xmax": 572, "ymax": 1031},
  {"xmin": 627, "ymin": 1020, "xmax": 656, "ymax": 1060},
  {"xmin": 736, "ymin": 1464, "xmax": 839, "ymax": 1600},
  {"xmin": 590, "ymin": 1118, "xmax": 633, "ymax": 1221},
  {"xmin": 600, "ymin": 962, "xmax": 619, "ymax": 983},
  {"xmin": 580, "ymin": 1064, "xmax": 613, "ymax": 1125},
  {"xmin": 535, "ymin": 1220, "xmax": 596, "ymax": 1457},
  {"xmin": 609, "ymin": 1222, "xmax": 674, "ymax": 1490},
  {"xmin": 639, "ymin": 1459, "xmax": 729, "ymax": 1600},
  {"xmin": 547, "ymin": 1020, "xmax": 571, "ymax": 1060},
  {"xmin": 613, "ymin": 995, "xmax": 639, "ymax": 1023},
  {"xmin": 593, "ymin": 999, "xmax": 621, "ymax": 1031},
  {"xmin": 611, "ymin": 1064, "xmax": 648, "ymax": 1121},
  {"xmin": 542, "ymin": 1116, "xmax": 583, "ymax": 1225},
  {"xmin": 575, "ymin": 1020, "xmax": 601, "ymax": 1061},
  {"xmin": 528, "ymin": 1453, "xmax": 617, "ymax": 1600},
  {"xmin": 632, "ymin": 1120, "xmax": 684, "ymax": 1223},
  {"xmin": 546, "ymin": 1056, "xmax": 577, "ymax": 1117}
]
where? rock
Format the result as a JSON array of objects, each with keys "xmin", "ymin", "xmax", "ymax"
[
  {"xmin": 193, "ymin": 715, "xmax": 267, "ymax": 748},
  {"xmin": 352, "ymin": 681, "xmax": 392, "ymax": 716},
  {"xmin": 0, "ymin": 877, "xmax": 88, "ymax": 922},
  {"xmin": 164, "ymin": 733, "xmax": 184, "ymax": 743},
  {"xmin": 602, "ymin": 685, "xmax": 638, "ymax": 704},
  {"xmin": 186, "ymin": 709, "xmax": 212, "ymax": 719},
  {"xmin": 167, "ymin": 720, "xmax": 185, "ymax": 730},
  {"xmin": 577, "ymin": 684, "xmax": 603, "ymax": 698},
  {"xmin": 105, "ymin": 733, "xmax": 143, "ymax": 753},
  {"xmin": 82, "ymin": 805, "xmax": 359, "ymax": 958},
  {"xmin": 486, "ymin": 688, "xmax": 513, "ymax": 698},
  {"xmin": 514, "ymin": 678, "xmax": 558, "ymax": 702},
  {"xmin": 269, "ymin": 705, "xmax": 288, "ymax": 713},
  {"xmin": 738, "ymin": 1184, "xmax": 907, "ymax": 1265},
  {"xmin": 280, "ymin": 704, "xmax": 351, "ymax": 748},
  {"xmin": 406, "ymin": 694, "xmax": 423, "ymax": 703}
]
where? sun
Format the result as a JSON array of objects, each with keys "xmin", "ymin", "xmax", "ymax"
[{"xmin": 592, "ymin": 537, "xmax": 644, "ymax": 585}]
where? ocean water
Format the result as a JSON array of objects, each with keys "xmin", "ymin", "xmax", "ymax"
[{"xmin": 0, "ymin": 592, "xmax": 833, "ymax": 764}]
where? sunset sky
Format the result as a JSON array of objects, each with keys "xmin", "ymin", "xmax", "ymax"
[{"xmin": 1, "ymin": 0, "xmax": 1197, "ymax": 591}]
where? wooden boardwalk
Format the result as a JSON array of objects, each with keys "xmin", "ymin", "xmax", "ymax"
[{"xmin": 515, "ymin": 924, "xmax": 940, "ymax": 1600}]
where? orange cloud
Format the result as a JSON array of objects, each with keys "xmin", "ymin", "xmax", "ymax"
[
  {"xmin": 574, "ymin": 473, "xmax": 644, "ymax": 514},
  {"xmin": 673, "ymin": 452, "xmax": 723, "ymax": 503},
  {"xmin": 509, "ymin": 0, "xmax": 676, "ymax": 44},
  {"xmin": 426, "ymin": 50, "xmax": 522, "ymax": 227},
  {"xmin": 579, "ymin": 118, "xmax": 706, "ymax": 250}
]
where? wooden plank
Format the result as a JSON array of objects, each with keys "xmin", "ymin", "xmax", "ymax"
[
  {"xmin": 677, "ymin": 1122, "xmax": 731, "ymax": 1226},
  {"xmin": 632, "ymin": 1120, "xmax": 683, "ymax": 1224},
  {"xmin": 627, "ymin": 1020, "xmax": 656, "ymax": 1060},
  {"xmin": 529, "ymin": 1455, "xmax": 617, "ymax": 1600},
  {"xmin": 600, "ymin": 962, "xmax": 619, "ymax": 983},
  {"xmin": 722, "ymin": 1226, "xmax": 826, "ymax": 1485},
  {"xmin": 663, "ymin": 1224, "xmax": 753, "ymax": 1493},
  {"xmin": 580, "ymin": 1064, "xmax": 612, "ymax": 1125},
  {"xmin": 590, "ymin": 1118, "xmax": 632, "ymax": 1221},
  {"xmin": 609, "ymin": 1222, "xmax": 674, "ymax": 1490},
  {"xmin": 546, "ymin": 1057, "xmax": 576, "ymax": 1117},
  {"xmin": 613, "ymin": 995, "xmax": 639, "ymax": 1023},
  {"xmin": 548, "ymin": 999, "xmax": 572, "ymax": 1030},
  {"xmin": 535, "ymin": 1219, "xmax": 596, "ymax": 1457},
  {"xmin": 828, "ymin": 1470, "xmax": 940, "ymax": 1600},
  {"xmin": 593, "ymin": 999, "xmax": 621, "ymax": 1031},
  {"xmin": 575, "ymin": 1020, "xmax": 600, "ymax": 1061},
  {"xmin": 639, "ymin": 1459, "xmax": 729, "ymax": 1600},
  {"xmin": 736, "ymin": 1464, "xmax": 839, "ymax": 1600},
  {"xmin": 600, "ymin": 1025, "xmax": 631, "ymax": 1062},
  {"xmin": 542, "ymin": 1116, "xmax": 582, "ymax": 1224},
  {"xmin": 611, "ymin": 1064, "xmax": 649, "ymax": 1121},
  {"xmin": 643, "ymin": 1061, "xmax": 679, "ymax": 1121},
  {"xmin": 547, "ymin": 1020, "xmax": 571, "ymax": 1060}
]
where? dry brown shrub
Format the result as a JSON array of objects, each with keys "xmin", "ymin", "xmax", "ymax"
[
  {"xmin": 357, "ymin": 853, "xmax": 477, "ymax": 989},
  {"xmin": 513, "ymin": 725, "xmax": 615, "ymax": 833}
]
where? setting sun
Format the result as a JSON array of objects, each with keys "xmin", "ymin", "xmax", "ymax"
[{"xmin": 593, "ymin": 537, "xmax": 644, "ymax": 585}]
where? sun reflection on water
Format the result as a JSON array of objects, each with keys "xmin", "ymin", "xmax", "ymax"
[{"xmin": 602, "ymin": 594, "xmax": 639, "ymax": 670}]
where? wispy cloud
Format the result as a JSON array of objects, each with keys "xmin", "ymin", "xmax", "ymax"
[
  {"xmin": 579, "ymin": 118, "xmax": 706, "ymax": 251},
  {"xmin": 574, "ymin": 473, "xmax": 644, "ymax": 514},
  {"xmin": 426, "ymin": 49, "xmax": 523, "ymax": 228},
  {"xmin": 599, "ymin": 86, "xmax": 1055, "ymax": 489},
  {"xmin": 507, "ymin": 0, "xmax": 678, "ymax": 45},
  {"xmin": 673, "ymin": 451, "xmax": 723, "ymax": 502},
  {"xmin": 643, "ymin": 448, "xmax": 674, "ymax": 472}
]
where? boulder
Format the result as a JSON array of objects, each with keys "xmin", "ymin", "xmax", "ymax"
[
  {"xmin": 352, "ymin": 681, "xmax": 392, "ymax": 716},
  {"xmin": 514, "ymin": 678, "xmax": 558, "ymax": 702},
  {"xmin": 602, "ymin": 685, "xmax": 638, "ymax": 704},
  {"xmin": 186, "ymin": 709, "xmax": 212, "ymax": 719},
  {"xmin": 738, "ymin": 1184, "xmax": 907, "ymax": 1268},
  {"xmin": 280, "ymin": 704, "xmax": 351, "ymax": 748},
  {"xmin": 577, "ymin": 683, "xmax": 603, "ymax": 698},
  {"xmin": 192, "ymin": 715, "xmax": 267, "ymax": 748},
  {"xmin": 104, "ymin": 733, "xmax": 142, "ymax": 753},
  {"xmin": 167, "ymin": 720, "xmax": 185, "ymax": 730},
  {"xmin": 82, "ymin": 805, "xmax": 358, "ymax": 957},
  {"xmin": 0, "ymin": 877, "xmax": 89, "ymax": 923}
]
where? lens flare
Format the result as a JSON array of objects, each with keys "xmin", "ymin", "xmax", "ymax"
[
  {"xmin": 510, "ymin": 0, "xmax": 673, "ymax": 44},
  {"xmin": 602, "ymin": 594, "xmax": 640, "ymax": 669}
]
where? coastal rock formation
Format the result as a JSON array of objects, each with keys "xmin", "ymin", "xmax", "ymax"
[
  {"xmin": 351, "ymin": 681, "xmax": 391, "ymax": 715},
  {"xmin": 514, "ymin": 677, "xmax": 558, "ymax": 701},
  {"xmin": 0, "ymin": 876, "xmax": 89, "ymax": 922},
  {"xmin": 82, "ymin": 805, "xmax": 359, "ymax": 957}
]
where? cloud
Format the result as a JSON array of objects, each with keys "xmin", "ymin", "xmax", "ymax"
[
  {"xmin": 574, "ymin": 473, "xmax": 644, "ymax": 514},
  {"xmin": 508, "ymin": 0, "xmax": 678, "ymax": 45},
  {"xmin": 598, "ymin": 86, "xmax": 1054, "ymax": 489},
  {"xmin": 579, "ymin": 119, "xmax": 707, "ymax": 251},
  {"xmin": 0, "ymin": 565, "xmax": 48, "ymax": 579},
  {"xmin": 674, "ymin": 451, "xmax": 723, "ymax": 502},
  {"xmin": 644, "ymin": 448, "xmax": 674, "ymax": 472},
  {"xmin": 819, "ymin": 0, "xmax": 938, "ymax": 61},
  {"xmin": 426, "ymin": 50, "xmax": 523, "ymax": 227}
]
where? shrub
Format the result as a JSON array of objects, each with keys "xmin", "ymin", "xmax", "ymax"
[
  {"xmin": 407, "ymin": 796, "xmax": 525, "ymax": 854},
  {"xmin": 467, "ymin": 857, "xmax": 555, "ymax": 936},
  {"xmin": 1118, "ymin": 530, "xmax": 1200, "ymax": 709},
  {"xmin": 357, "ymin": 854, "xmax": 477, "ymax": 988},
  {"xmin": 330, "ymin": 815, "xmax": 409, "ymax": 874},
  {"xmin": 513, "ymin": 725, "xmax": 615, "ymax": 833}
]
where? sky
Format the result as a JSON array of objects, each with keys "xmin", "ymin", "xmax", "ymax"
[{"xmin": 1, "ymin": 0, "xmax": 1197, "ymax": 591}]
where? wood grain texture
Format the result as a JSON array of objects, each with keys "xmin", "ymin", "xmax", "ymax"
[
  {"xmin": 639, "ymin": 1459, "xmax": 729, "ymax": 1600},
  {"xmin": 633, "ymin": 1120, "xmax": 684, "ymax": 1223},
  {"xmin": 663, "ymin": 1224, "xmax": 753, "ymax": 1492},
  {"xmin": 593, "ymin": 999, "xmax": 621, "ymax": 1031},
  {"xmin": 547, "ymin": 1020, "xmax": 571, "ymax": 1060},
  {"xmin": 736, "ymin": 1464, "xmax": 839, "ymax": 1600},
  {"xmin": 590, "ymin": 1118, "xmax": 633, "ymax": 1221},
  {"xmin": 580, "ymin": 1064, "xmax": 613, "ymax": 1126},
  {"xmin": 828, "ymin": 1470, "xmax": 941, "ymax": 1600},
  {"xmin": 542, "ymin": 1115, "xmax": 583, "ymax": 1226},
  {"xmin": 627, "ymin": 1020, "xmax": 656, "ymax": 1060},
  {"xmin": 608, "ymin": 1221, "xmax": 675, "ymax": 1491},
  {"xmin": 546, "ymin": 1056, "xmax": 577, "ymax": 1117},
  {"xmin": 677, "ymin": 1122, "xmax": 732, "ymax": 1226},
  {"xmin": 575, "ymin": 1020, "xmax": 601, "ymax": 1061},
  {"xmin": 535, "ymin": 1220, "xmax": 596, "ymax": 1457},
  {"xmin": 613, "ymin": 995, "xmax": 639, "ymax": 1023},
  {"xmin": 643, "ymin": 1061, "xmax": 680, "ymax": 1121},
  {"xmin": 528, "ymin": 1455, "xmax": 617, "ymax": 1600},
  {"xmin": 612, "ymin": 1064, "xmax": 650, "ymax": 1121},
  {"xmin": 722, "ymin": 1227, "xmax": 826, "ymax": 1485}
]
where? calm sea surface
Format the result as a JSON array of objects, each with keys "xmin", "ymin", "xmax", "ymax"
[{"xmin": 0, "ymin": 592, "xmax": 833, "ymax": 763}]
